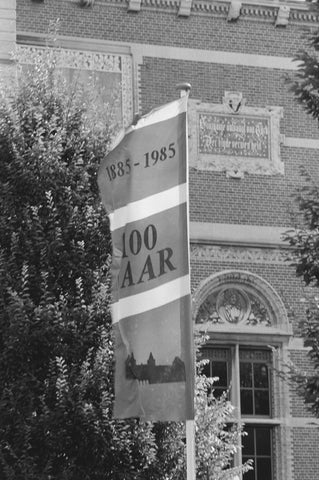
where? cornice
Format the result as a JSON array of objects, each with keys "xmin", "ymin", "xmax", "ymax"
[
  {"xmin": 141, "ymin": 0, "xmax": 179, "ymax": 7},
  {"xmin": 192, "ymin": 0, "xmax": 319, "ymax": 23},
  {"xmin": 83, "ymin": 0, "xmax": 319, "ymax": 23},
  {"xmin": 190, "ymin": 222, "xmax": 287, "ymax": 248}
]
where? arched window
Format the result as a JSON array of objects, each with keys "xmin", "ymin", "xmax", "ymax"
[{"xmin": 193, "ymin": 270, "xmax": 293, "ymax": 480}]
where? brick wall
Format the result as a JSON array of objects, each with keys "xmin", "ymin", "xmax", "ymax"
[
  {"xmin": 15, "ymin": 1, "xmax": 319, "ymax": 478},
  {"xmin": 16, "ymin": 0, "xmax": 313, "ymax": 58},
  {"xmin": 289, "ymin": 350, "xmax": 316, "ymax": 418},
  {"xmin": 292, "ymin": 428, "xmax": 319, "ymax": 480}
]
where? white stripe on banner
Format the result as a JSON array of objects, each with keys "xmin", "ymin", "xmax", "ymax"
[
  {"xmin": 109, "ymin": 183, "xmax": 187, "ymax": 231},
  {"xmin": 111, "ymin": 274, "xmax": 190, "ymax": 324}
]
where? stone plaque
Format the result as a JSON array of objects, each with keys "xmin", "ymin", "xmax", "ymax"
[
  {"xmin": 189, "ymin": 97, "xmax": 283, "ymax": 177},
  {"xmin": 199, "ymin": 114, "xmax": 270, "ymax": 159}
]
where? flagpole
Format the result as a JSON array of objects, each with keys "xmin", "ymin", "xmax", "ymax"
[{"xmin": 176, "ymin": 82, "xmax": 196, "ymax": 480}]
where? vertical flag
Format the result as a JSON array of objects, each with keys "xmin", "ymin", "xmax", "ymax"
[{"xmin": 98, "ymin": 96, "xmax": 194, "ymax": 421}]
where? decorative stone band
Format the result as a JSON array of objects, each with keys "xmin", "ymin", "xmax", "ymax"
[
  {"xmin": 15, "ymin": 44, "xmax": 133, "ymax": 127},
  {"xmin": 66, "ymin": 0, "xmax": 319, "ymax": 24},
  {"xmin": 16, "ymin": 45, "xmax": 122, "ymax": 72},
  {"xmin": 191, "ymin": 244, "xmax": 287, "ymax": 264}
]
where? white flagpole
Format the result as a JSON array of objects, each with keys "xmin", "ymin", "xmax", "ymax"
[
  {"xmin": 186, "ymin": 419, "xmax": 196, "ymax": 480},
  {"xmin": 176, "ymin": 82, "xmax": 196, "ymax": 480}
]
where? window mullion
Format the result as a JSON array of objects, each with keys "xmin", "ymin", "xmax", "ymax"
[
  {"xmin": 232, "ymin": 344, "xmax": 241, "ymax": 418},
  {"xmin": 252, "ymin": 362, "xmax": 256, "ymax": 416},
  {"xmin": 232, "ymin": 344, "xmax": 242, "ymax": 469}
]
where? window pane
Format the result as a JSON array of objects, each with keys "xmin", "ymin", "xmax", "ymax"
[
  {"xmin": 241, "ymin": 390, "xmax": 254, "ymax": 415},
  {"xmin": 255, "ymin": 390, "xmax": 270, "ymax": 415},
  {"xmin": 243, "ymin": 427, "xmax": 272, "ymax": 480},
  {"xmin": 256, "ymin": 428, "xmax": 271, "ymax": 455},
  {"xmin": 242, "ymin": 427, "xmax": 254, "ymax": 455},
  {"xmin": 243, "ymin": 466, "xmax": 255, "ymax": 480},
  {"xmin": 202, "ymin": 361, "xmax": 211, "ymax": 378},
  {"xmin": 240, "ymin": 362, "xmax": 253, "ymax": 387},
  {"xmin": 257, "ymin": 458, "xmax": 272, "ymax": 480},
  {"xmin": 212, "ymin": 361, "xmax": 228, "ymax": 387},
  {"xmin": 254, "ymin": 364, "xmax": 269, "ymax": 388}
]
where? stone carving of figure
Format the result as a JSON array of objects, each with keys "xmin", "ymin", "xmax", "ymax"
[{"xmin": 217, "ymin": 288, "xmax": 248, "ymax": 324}]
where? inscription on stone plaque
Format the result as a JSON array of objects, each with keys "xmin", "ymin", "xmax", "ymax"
[
  {"xmin": 199, "ymin": 113, "xmax": 270, "ymax": 159},
  {"xmin": 188, "ymin": 97, "xmax": 283, "ymax": 176}
]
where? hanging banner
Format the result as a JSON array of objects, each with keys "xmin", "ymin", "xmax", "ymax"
[{"xmin": 98, "ymin": 97, "xmax": 194, "ymax": 421}]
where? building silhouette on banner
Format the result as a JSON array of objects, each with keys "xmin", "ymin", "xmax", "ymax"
[
  {"xmin": 126, "ymin": 352, "xmax": 186, "ymax": 384},
  {"xmin": 2, "ymin": 0, "xmax": 319, "ymax": 478}
]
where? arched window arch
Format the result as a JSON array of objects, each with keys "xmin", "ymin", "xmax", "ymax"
[{"xmin": 193, "ymin": 270, "xmax": 292, "ymax": 343}]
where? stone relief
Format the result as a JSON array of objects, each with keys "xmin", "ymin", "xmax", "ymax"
[
  {"xmin": 192, "ymin": 270, "xmax": 292, "ymax": 335},
  {"xmin": 16, "ymin": 45, "xmax": 122, "ymax": 72},
  {"xmin": 188, "ymin": 95, "xmax": 283, "ymax": 177},
  {"xmin": 16, "ymin": 45, "xmax": 133, "ymax": 127},
  {"xmin": 196, "ymin": 286, "xmax": 272, "ymax": 327},
  {"xmin": 217, "ymin": 287, "xmax": 250, "ymax": 324}
]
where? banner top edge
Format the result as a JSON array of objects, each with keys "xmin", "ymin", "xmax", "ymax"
[
  {"xmin": 130, "ymin": 96, "xmax": 187, "ymax": 133},
  {"xmin": 106, "ymin": 96, "xmax": 187, "ymax": 161}
]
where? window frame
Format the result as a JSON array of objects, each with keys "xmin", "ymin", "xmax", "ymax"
[{"xmin": 202, "ymin": 342, "xmax": 280, "ymax": 480}]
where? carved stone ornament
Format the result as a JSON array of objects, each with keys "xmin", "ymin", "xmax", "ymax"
[
  {"xmin": 193, "ymin": 270, "xmax": 292, "ymax": 337},
  {"xmin": 16, "ymin": 45, "xmax": 133, "ymax": 127},
  {"xmin": 188, "ymin": 95, "xmax": 284, "ymax": 177},
  {"xmin": 216, "ymin": 287, "xmax": 251, "ymax": 324},
  {"xmin": 227, "ymin": 0, "xmax": 242, "ymax": 22},
  {"xmin": 275, "ymin": 5, "xmax": 290, "ymax": 27},
  {"xmin": 223, "ymin": 91, "xmax": 245, "ymax": 114},
  {"xmin": 197, "ymin": 285, "xmax": 272, "ymax": 327},
  {"xmin": 190, "ymin": 244, "xmax": 286, "ymax": 264},
  {"xmin": 128, "ymin": 0, "xmax": 142, "ymax": 11}
]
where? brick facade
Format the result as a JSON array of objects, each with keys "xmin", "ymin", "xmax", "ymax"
[{"xmin": 4, "ymin": 0, "xmax": 319, "ymax": 478}]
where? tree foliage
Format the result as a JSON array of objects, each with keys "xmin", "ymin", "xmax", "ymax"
[
  {"xmin": 284, "ymin": 26, "xmax": 319, "ymax": 417},
  {"xmin": 195, "ymin": 349, "xmax": 252, "ymax": 480},
  {"xmin": 0, "ymin": 48, "xmax": 161, "ymax": 480},
  {"xmin": 284, "ymin": 170, "xmax": 319, "ymax": 417},
  {"xmin": 0, "ymin": 46, "xmax": 249, "ymax": 479},
  {"xmin": 287, "ymin": 25, "xmax": 319, "ymax": 123}
]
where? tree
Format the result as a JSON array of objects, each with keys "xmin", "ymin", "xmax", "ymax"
[
  {"xmin": 194, "ymin": 347, "xmax": 252, "ymax": 480},
  {"xmin": 284, "ymin": 169, "xmax": 319, "ymax": 416},
  {"xmin": 0, "ymin": 44, "xmax": 250, "ymax": 479},
  {"xmin": 284, "ymin": 27, "xmax": 319, "ymax": 416},
  {"xmin": 0, "ymin": 46, "xmax": 161, "ymax": 480}
]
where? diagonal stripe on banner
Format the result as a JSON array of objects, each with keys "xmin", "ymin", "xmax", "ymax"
[
  {"xmin": 111, "ymin": 274, "xmax": 190, "ymax": 323},
  {"xmin": 109, "ymin": 183, "xmax": 187, "ymax": 231}
]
